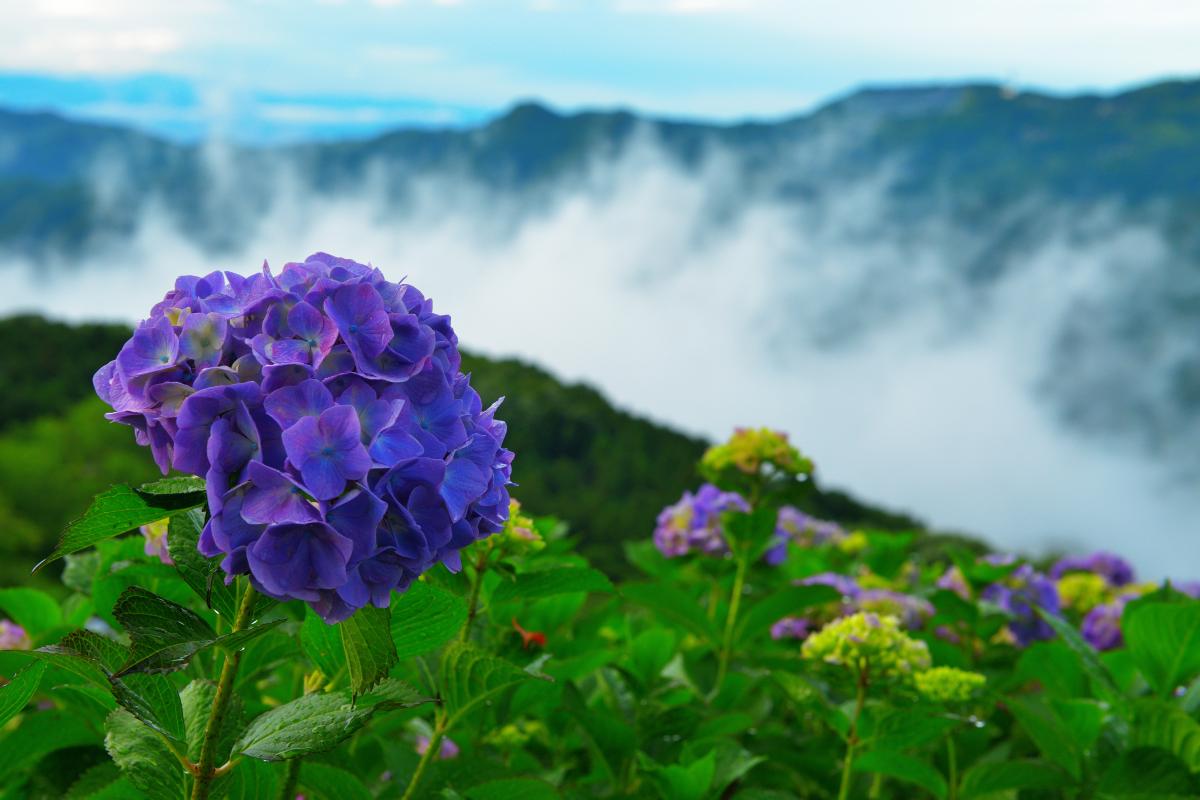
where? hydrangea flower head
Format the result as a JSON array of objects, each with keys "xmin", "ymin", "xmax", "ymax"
[
  {"xmin": 936, "ymin": 566, "xmax": 970, "ymax": 599},
  {"xmin": 94, "ymin": 254, "xmax": 513, "ymax": 622},
  {"xmin": 140, "ymin": 518, "xmax": 174, "ymax": 565},
  {"xmin": 1050, "ymin": 551, "xmax": 1135, "ymax": 587},
  {"xmin": 700, "ymin": 427, "xmax": 811, "ymax": 480},
  {"xmin": 0, "ymin": 620, "xmax": 31, "ymax": 650},
  {"xmin": 855, "ymin": 589, "xmax": 934, "ymax": 629},
  {"xmin": 981, "ymin": 564, "xmax": 1060, "ymax": 647},
  {"xmin": 498, "ymin": 499, "xmax": 543, "ymax": 554},
  {"xmin": 1056, "ymin": 572, "xmax": 1111, "ymax": 614},
  {"xmin": 914, "ymin": 666, "xmax": 986, "ymax": 703},
  {"xmin": 801, "ymin": 612, "xmax": 931, "ymax": 678},
  {"xmin": 652, "ymin": 484, "xmax": 749, "ymax": 558},
  {"xmin": 765, "ymin": 506, "xmax": 846, "ymax": 563},
  {"xmin": 1081, "ymin": 599, "xmax": 1126, "ymax": 651}
]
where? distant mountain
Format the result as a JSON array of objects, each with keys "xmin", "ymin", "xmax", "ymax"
[{"xmin": 2, "ymin": 77, "xmax": 1199, "ymax": 479}]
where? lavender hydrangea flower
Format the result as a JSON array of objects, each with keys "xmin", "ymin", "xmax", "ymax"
[
  {"xmin": 855, "ymin": 589, "xmax": 934, "ymax": 629},
  {"xmin": 140, "ymin": 519, "xmax": 174, "ymax": 565},
  {"xmin": 981, "ymin": 565, "xmax": 1060, "ymax": 647},
  {"xmin": 799, "ymin": 572, "xmax": 861, "ymax": 600},
  {"xmin": 652, "ymin": 483, "xmax": 749, "ymax": 558},
  {"xmin": 1050, "ymin": 551, "xmax": 1135, "ymax": 587},
  {"xmin": 770, "ymin": 616, "xmax": 811, "ymax": 640},
  {"xmin": 416, "ymin": 735, "xmax": 460, "ymax": 760},
  {"xmin": 1081, "ymin": 599, "xmax": 1126, "ymax": 651},
  {"xmin": 0, "ymin": 620, "xmax": 30, "ymax": 650},
  {"xmin": 95, "ymin": 254, "xmax": 513, "ymax": 623},
  {"xmin": 764, "ymin": 506, "xmax": 847, "ymax": 564}
]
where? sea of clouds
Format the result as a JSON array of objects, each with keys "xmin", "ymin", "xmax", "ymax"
[{"xmin": 2, "ymin": 134, "xmax": 1195, "ymax": 579}]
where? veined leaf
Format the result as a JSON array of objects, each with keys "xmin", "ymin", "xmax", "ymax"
[
  {"xmin": 854, "ymin": 750, "xmax": 947, "ymax": 800},
  {"xmin": 390, "ymin": 581, "xmax": 467, "ymax": 661},
  {"xmin": 1124, "ymin": 601, "xmax": 1200, "ymax": 696},
  {"xmin": 622, "ymin": 583, "xmax": 719, "ymax": 645},
  {"xmin": 959, "ymin": 759, "xmax": 1071, "ymax": 798},
  {"xmin": 167, "ymin": 509, "xmax": 237, "ymax": 620},
  {"xmin": 37, "ymin": 483, "xmax": 206, "ymax": 570},
  {"xmin": 234, "ymin": 691, "xmax": 375, "ymax": 761},
  {"xmin": 0, "ymin": 587, "xmax": 62, "ymax": 634},
  {"xmin": 1007, "ymin": 697, "xmax": 1082, "ymax": 780},
  {"xmin": 440, "ymin": 641, "xmax": 537, "ymax": 725},
  {"xmin": 0, "ymin": 661, "xmax": 46, "ymax": 727},
  {"xmin": 491, "ymin": 565, "xmax": 614, "ymax": 602},
  {"xmin": 340, "ymin": 604, "xmax": 397, "ymax": 696},
  {"xmin": 104, "ymin": 709, "xmax": 187, "ymax": 800},
  {"xmin": 735, "ymin": 584, "xmax": 839, "ymax": 644},
  {"xmin": 302, "ymin": 608, "xmax": 346, "ymax": 681},
  {"xmin": 298, "ymin": 763, "xmax": 374, "ymax": 800}
]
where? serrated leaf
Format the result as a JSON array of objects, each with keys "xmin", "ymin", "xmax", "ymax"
[
  {"xmin": 959, "ymin": 759, "xmax": 1071, "ymax": 798},
  {"xmin": 110, "ymin": 672, "xmax": 187, "ymax": 743},
  {"xmin": 64, "ymin": 762, "xmax": 124, "ymax": 800},
  {"xmin": 298, "ymin": 762, "xmax": 374, "ymax": 800},
  {"xmin": 1124, "ymin": 601, "xmax": 1200, "ymax": 696},
  {"xmin": 113, "ymin": 587, "xmax": 215, "ymax": 675},
  {"xmin": 138, "ymin": 476, "xmax": 206, "ymax": 495},
  {"xmin": 181, "ymin": 679, "xmax": 243, "ymax": 764},
  {"xmin": 340, "ymin": 604, "xmax": 397, "ymax": 696},
  {"xmin": 34, "ymin": 629, "xmax": 130, "ymax": 688},
  {"xmin": 359, "ymin": 677, "xmax": 432, "ymax": 709},
  {"xmin": 390, "ymin": 581, "xmax": 467, "ymax": 660},
  {"xmin": 113, "ymin": 586, "xmax": 281, "ymax": 677},
  {"xmin": 0, "ymin": 587, "xmax": 63, "ymax": 634},
  {"xmin": 622, "ymin": 583, "xmax": 719, "ymax": 645},
  {"xmin": 234, "ymin": 691, "xmax": 375, "ymax": 761},
  {"xmin": 854, "ymin": 750, "xmax": 947, "ymax": 799},
  {"xmin": 639, "ymin": 750, "xmax": 716, "ymax": 800},
  {"xmin": 104, "ymin": 708, "xmax": 187, "ymax": 800},
  {"xmin": 302, "ymin": 608, "xmax": 346, "ymax": 680},
  {"xmin": 440, "ymin": 641, "xmax": 536, "ymax": 725},
  {"xmin": 37, "ymin": 483, "xmax": 207, "ymax": 570},
  {"xmin": 0, "ymin": 661, "xmax": 46, "ymax": 727},
  {"xmin": 168, "ymin": 509, "xmax": 237, "ymax": 620},
  {"xmin": 491, "ymin": 566, "xmax": 614, "ymax": 602}
]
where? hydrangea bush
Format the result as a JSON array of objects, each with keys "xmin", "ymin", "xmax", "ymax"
[{"xmin": 5, "ymin": 371, "xmax": 1200, "ymax": 799}]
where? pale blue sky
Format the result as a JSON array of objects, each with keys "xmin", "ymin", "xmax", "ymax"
[{"xmin": 3, "ymin": 0, "xmax": 1200, "ymax": 138}]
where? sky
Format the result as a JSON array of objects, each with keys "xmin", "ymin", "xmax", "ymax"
[{"xmin": 3, "ymin": 0, "xmax": 1200, "ymax": 140}]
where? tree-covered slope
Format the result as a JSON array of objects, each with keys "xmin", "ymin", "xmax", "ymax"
[{"xmin": 0, "ymin": 316, "xmax": 921, "ymax": 584}]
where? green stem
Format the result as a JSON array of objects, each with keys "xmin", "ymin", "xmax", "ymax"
[
  {"xmin": 460, "ymin": 540, "xmax": 494, "ymax": 641},
  {"xmin": 714, "ymin": 550, "xmax": 750, "ymax": 691},
  {"xmin": 401, "ymin": 711, "xmax": 447, "ymax": 800},
  {"xmin": 947, "ymin": 735, "xmax": 958, "ymax": 800},
  {"xmin": 836, "ymin": 667, "xmax": 869, "ymax": 800},
  {"xmin": 191, "ymin": 583, "xmax": 257, "ymax": 800},
  {"xmin": 278, "ymin": 757, "xmax": 301, "ymax": 800}
]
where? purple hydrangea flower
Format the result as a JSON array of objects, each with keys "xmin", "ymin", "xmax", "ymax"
[
  {"xmin": 140, "ymin": 519, "xmax": 174, "ymax": 565},
  {"xmin": 416, "ymin": 735, "xmax": 459, "ymax": 760},
  {"xmin": 981, "ymin": 564, "xmax": 1061, "ymax": 647},
  {"xmin": 1081, "ymin": 599, "xmax": 1126, "ymax": 651},
  {"xmin": 764, "ymin": 506, "xmax": 846, "ymax": 564},
  {"xmin": 95, "ymin": 254, "xmax": 513, "ymax": 622},
  {"xmin": 770, "ymin": 616, "xmax": 811, "ymax": 640},
  {"xmin": 855, "ymin": 589, "xmax": 934, "ymax": 629},
  {"xmin": 798, "ymin": 572, "xmax": 861, "ymax": 600},
  {"xmin": 0, "ymin": 620, "xmax": 30, "ymax": 650},
  {"xmin": 1050, "ymin": 551, "xmax": 1135, "ymax": 587},
  {"xmin": 652, "ymin": 484, "xmax": 749, "ymax": 558},
  {"xmin": 936, "ymin": 566, "xmax": 970, "ymax": 599}
]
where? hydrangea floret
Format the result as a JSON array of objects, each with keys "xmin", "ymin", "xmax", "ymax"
[
  {"xmin": 140, "ymin": 518, "xmax": 174, "ymax": 565},
  {"xmin": 1050, "ymin": 551, "xmax": 1134, "ymax": 587},
  {"xmin": 1056, "ymin": 572, "xmax": 1111, "ymax": 614},
  {"xmin": 498, "ymin": 499, "xmax": 543, "ymax": 554},
  {"xmin": 94, "ymin": 253, "xmax": 513, "ymax": 622},
  {"xmin": 914, "ymin": 666, "xmax": 986, "ymax": 704},
  {"xmin": 801, "ymin": 612, "xmax": 931, "ymax": 679},
  {"xmin": 980, "ymin": 564, "xmax": 1060, "ymax": 647}
]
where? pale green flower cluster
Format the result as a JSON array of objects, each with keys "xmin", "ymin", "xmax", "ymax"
[
  {"xmin": 914, "ymin": 666, "xmax": 986, "ymax": 703},
  {"xmin": 801, "ymin": 612, "xmax": 931, "ymax": 678},
  {"xmin": 1056, "ymin": 572, "xmax": 1111, "ymax": 613},
  {"xmin": 701, "ymin": 427, "xmax": 811, "ymax": 478},
  {"xmin": 498, "ymin": 499, "xmax": 544, "ymax": 554}
]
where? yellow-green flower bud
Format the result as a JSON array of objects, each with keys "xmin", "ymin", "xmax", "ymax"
[
  {"xmin": 914, "ymin": 666, "xmax": 986, "ymax": 703},
  {"xmin": 1056, "ymin": 573, "xmax": 1111, "ymax": 613},
  {"xmin": 801, "ymin": 612, "xmax": 931, "ymax": 679},
  {"xmin": 700, "ymin": 427, "xmax": 811, "ymax": 479}
]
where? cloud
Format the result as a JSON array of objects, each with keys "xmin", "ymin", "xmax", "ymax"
[{"xmin": 1, "ymin": 130, "xmax": 1196, "ymax": 581}]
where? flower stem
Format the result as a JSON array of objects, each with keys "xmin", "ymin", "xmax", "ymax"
[
  {"xmin": 400, "ymin": 710, "xmax": 447, "ymax": 800},
  {"xmin": 714, "ymin": 549, "xmax": 749, "ymax": 691},
  {"xmin": 460, "ymin": 540, "xmax": 494, "ymax": 641},
  {"xmin": 191, "ymin": 583, "xmax": 257, "ymax": 800},
  {"xmin": 947, "ymin": 735, "xmax": 958, "ymax": 800},
  {"xmin": 277, "ymin": 757, "xmax": 301, "ymax": 800},
  {"xmin": 836, "ymin": 667, "xmax": 869, "ymax": 800}
]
